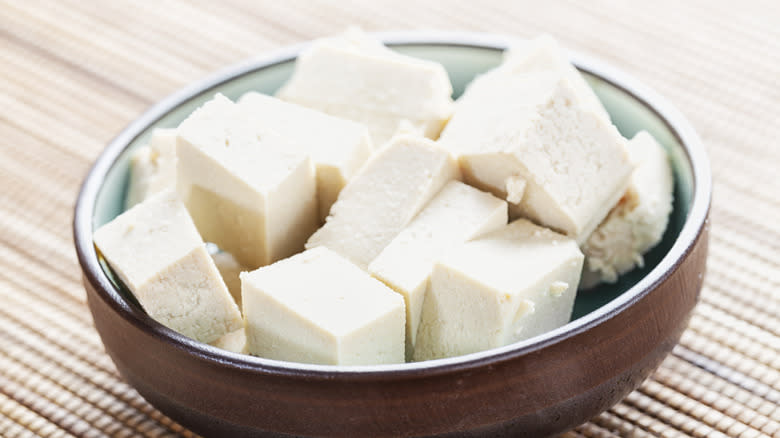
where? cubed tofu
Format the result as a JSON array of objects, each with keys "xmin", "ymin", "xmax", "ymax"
[
  {"xmin": 502, "ymin": 35, "xmax": 610, "ymax": 122},
  {"xmin": 125, "ymin": 128, "xmax": 177, "ymax": 208},
  {"xmin": 93, "ymin": 190, "xmax": 243, "ymax": 344},
  {"xmin": 237, "ymin": 92, "xmax": 373, "ymax": 221},
  {"xmin": 306, "ymin": 135, "xmax": 460, "ymax": 269},
  {"xmin": 369, "ymin": 181, "xmax": 507, "ymax": 359},
  {"xmin": 277, "ymin": 29, "xmax": 454, "ymax": 147},
  {"xmin": 580, "ymin": 131, "xmax": 674, "ymax": 288},
  {"xmin": 210, "ymin": 251, "xmax": 246, "ymax": 308},
  {"xmin": 414, "ymin": 219, "xmax": 583, "ymax": 361},
  {"xmin": 242, "ymin": 247, "xmax": 405, "ymax": 365},
  {"xmin": 439, "ymin": 67, "xmax": 633, "ymax": 243},
  {"xmin": 211, "ymin": 328, "xmax": 247, "ymax": 354},
  {"xmin": 176, "ymin": 94, "xmax": 319, "ymax": 269}
]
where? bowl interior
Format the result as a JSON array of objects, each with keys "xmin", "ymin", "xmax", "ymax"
[{"xmin": 93, "ymin": 43, "xmax": 693, "ymax": 325}]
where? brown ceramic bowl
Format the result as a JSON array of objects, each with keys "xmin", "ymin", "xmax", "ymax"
[{"xmin": 74, "ymin": 32, "xmax": 711, "ymax": 437}]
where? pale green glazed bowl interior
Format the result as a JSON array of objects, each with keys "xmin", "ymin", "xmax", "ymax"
[{"xmin": 93, "ymin": 42, "xmax": 693, "ymax": 324}]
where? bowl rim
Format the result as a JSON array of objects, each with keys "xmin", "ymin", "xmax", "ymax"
[{"xmin": 74, "ymin": 30, "xmax": 711, "ymax": 379}]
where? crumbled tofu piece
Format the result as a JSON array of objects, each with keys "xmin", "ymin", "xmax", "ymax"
[
  {"xmin": 414, "ymin": 219, "xmax": 583, "ymax": 361},
  {"xmin": 242, "ymin": 247, "xmax": 405, "ymax": 365},
  {"xmin": 369, "ymin": 181, "xmax": 507, "ymax": 359},
  {"xmin": 125, "ymin": 129, "xmax": 177, "ymax": 208},
  {"xmin": 580, "ymin": 131, "xmax": 674, "ymax": 288},
  {"xmin": 306, "ymin": 135, "xmax": 460, "ymax": 269},
  {"xmin": 277, "ymin": 29, "xmax": 454, "ymax": 146},
  {"xmin": 93, "ymin": 190, "xmax": 243, "ymax": 344},
  {"xmin": 439, "ymin": 66, "xmax": 634, "ymax": 243},
  {"xmin": 176, "ymin": 94, "xmax": 319, "ymax": 269},
  {"xmin": 237, "ymin": 92, "xmax": 373, "ymax": 221},
  {"xmin": 211, "ymin": 328, "xmax": 247, "ymax": 354},
  {"xmin": 210, "ymin": 251, "xmax": 246, "ymax": 308},
  {"xmin": 502, "ymin": 35, "xmax": 610, "ymax": 121}
]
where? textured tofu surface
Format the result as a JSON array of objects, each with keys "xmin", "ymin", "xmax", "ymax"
[
  {"xmin": 177, "ymin": 94, "xmax": 319, "ymax": 269},
  {"xmin": 414, "ymin": 219, "xmax": 583, "ymax": 361},
  {"xmin": 439, "ymin": 66, "xmax": 634, "ymax": 243},
  {"xmin": 276, "ymin": 29, "xmax": 454, "ymax": 147},
  {"xmin": 369, "ymin": 181, "xmax": 507, "ymax": 359},
  {"xmin": 306, "ymin": 135, "xmax": 460, "ymax": 269},
  {"xmin": 241, "ymin": 247, "xmax": 405, "ymax": 365},
  {"xmin": 125, "ymin": 128, "xmax": 177, "ymax": 209},
  {"xmin": 502, "ymin": 35, "xmax": 610, "ymax": 121},
  {"xmin": 237, "ymin": 92, "xmax": 373, "ymax": 221},
  {"xmin": 93, "ymin": 190, "xmax": 243, "ymax": 344},
  {"xmin": 580, "ymin": 131, "xmax": 674, "ymax": 288}
]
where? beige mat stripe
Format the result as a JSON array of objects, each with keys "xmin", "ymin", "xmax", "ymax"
[
  {"xmin": 593, "ymin": 409, "xmax": 674, "ymax": 437},
  {"xmin": 0, "ymin": 245, "xmax": 88, "ymax": 310},
  {"xmin": 708, "ymin": 252, "xmax": 780, "ymax": 299},
  {"xmin": 0, "ymin": 392, "xmax": 77, "ymax": 438},
  {"xmin": 623, "ymin": 390, "xmax": 732, "ymax": 438},
  {"xmin": 681, "ymin": 331, "xmax": 780, "ymax": 393},
  {"xmin": 0, "ymin": 283, "xmax": 199, "ymax": 433},
  {"xmin": 1, "ymin": 3, "xmax": 189, "ymax": 101},
  {"xmin": 0, "ymin": 0, "xmax": 778, "ymax": 436},
  {"xmin": 664, "ymin": 356, "xmax": 780, "ymax": 425},
  {"xmin": 711, "ymin": 227, "xmax": 780, "ymax": 274},
  {"xmin": 702, "ymin": 283, "xmax": 780, "ymax": 340},
  {"xmin": 655, "ymin": 366, "xmax": 780, "ymax": 437},
  {"xmin": 0, "ymin": 344, "xmax": 177, "ymax": 438},
  {"xmin": 609, "ymin": 403, "xmax": 686, "ymax": 437}
]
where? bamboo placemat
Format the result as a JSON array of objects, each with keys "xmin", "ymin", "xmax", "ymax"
[{"xmin": 1, "ymin": 1, "xmax": 778, "ymax": 437}]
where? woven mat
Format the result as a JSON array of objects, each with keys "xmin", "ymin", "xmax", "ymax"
[{"xmin": 1, "ymin": 1, "xmax": 778, "ymax": 437}]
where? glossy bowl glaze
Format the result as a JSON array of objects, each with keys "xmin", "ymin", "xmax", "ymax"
[{"xmin": 74, "ymin": 32, "xmax": 711, "ymax": 437}]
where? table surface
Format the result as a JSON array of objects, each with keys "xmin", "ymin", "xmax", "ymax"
[{"xmin": 1, "ymin": 1, "xmax": 779, "ymax": 437}]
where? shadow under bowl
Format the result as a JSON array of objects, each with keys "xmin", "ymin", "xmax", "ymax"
[{"xmin": 73, "ymin": 32, "xmax": 711, "ymax": 437}]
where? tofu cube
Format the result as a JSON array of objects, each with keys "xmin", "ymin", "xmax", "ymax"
[
  {"xmin": 414, "ymin": 219, "xmax": 584, "ymax": 361},
  {"xmin": 125, "ymin": 128, "xmax": 177, "ymax": 208},
  {"xmin": 242, "ymin": 247, "xmax": 405, "ymax": 365},
  {"xmin": 93, "ymin": 190, "xmax": 243, "ymax": 344},
  {"xmin": 211, "ymin": 328, "xmax": 247, "ymax": 354},
  {"xmin": 277, "ymin": 29, "xmax": 454, "ymax": 147},
  {"xmin": 580, "ymin": 131, "xmax": 674, "ymax": 288},
  {"xmin": 502, "ymin": 35, "xmax": 610, "ymax": 122},
  {"xmin": 210, "ymin": 251, "xmax": 246, "ymax": 308},
  {"xmin": 439, "ymin": 67, "xmax": 634, "ymax": 243},
  {"xmin": 306, "ymin": 135, "xmax": 460, "ymax": 269},
  {"xmin": 176, "ymin": 94, "xmax": 319, "ymax": 269},
  {"xmin": 369, "ymin": 181, "xmax": 507, "ymax": 359},
  {"xmin": 237, "ymin": 92, "xmax": 373, "ymax": 221}
]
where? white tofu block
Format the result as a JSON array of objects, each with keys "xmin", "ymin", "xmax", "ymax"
[
  {"xmin": 369, "ymin": 181, "xmax": 507, "ymax": 359},
  {"xmin": 306, "ymin": 135, "xmax": 460, "ymax": 269},
  {"xmin": 241, "ymin": 247, "xmax": 405, "ymax": 365},
  {"xmin": 502, "ymin": 35, "xmax": 610, "ymax": 122},
  {"xmin": 316, "ymin": 27, "xmax": 395, "ymax": 55},
  {"xmin": 439, "ymin": 67, "xmax": 634, "ymax": 243},
  {"xmin": 237, "ymin": 92, "xmax": 373, "ymax": 221},
  {"xmin": 211, "ymin": 328, "xmax": 247, "ymax": 354},
  {"xmin": 580, "ymin": 131, "xmax": 674, "ymax": 288},
  {"xmin": 93, "ymin": 190, "xmax": 243, "ymax": 344},
  {"xmin": 176, "ymin": 94, "xmax": 319, "ymax": 269},
  {"xmin": 125, "ymin": 129, "xmax": 177, "ymax": 208},
  {"xmin": 414, "ymin": 219, "xmax": 584, "ymax": 361},
  {"xmin": 277, "ymin": 29, "xmax": 454, "ymax": 147},
  {"xmin": 210, "ymin": 251, "xmax": 246, "ymax": 308}
]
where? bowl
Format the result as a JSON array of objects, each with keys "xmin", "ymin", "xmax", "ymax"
[{"xmin": 73, "ymin": 32, "xmax": 711, "ymax": 437}]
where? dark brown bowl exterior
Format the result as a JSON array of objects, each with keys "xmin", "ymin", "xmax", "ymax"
[
  {"xmin": 83, "ymin": 222, "xmax": 707, "ymax": 438},
  {"xmin": 75, "ymin": 32, "xmax": 712, "ymax": 438}
]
